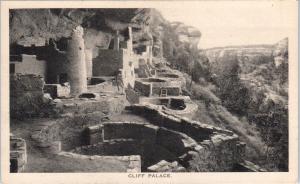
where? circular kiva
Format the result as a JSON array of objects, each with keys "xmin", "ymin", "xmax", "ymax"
[{"xmin": 30, "ymin": 107, "xmax": 245, "ymax": 172}]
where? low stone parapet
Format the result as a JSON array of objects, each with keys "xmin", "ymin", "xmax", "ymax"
[
  {"xmin": 60, "ymin": 94, "xmax": 126, "ymax": 115},
  {"xmin": 84, "ymin": 124, "xmax": 103, "ymax": 145},
  {"xmin": 44, "ymin": 84, "xmax": 70, "ymax": 98},
  {"xmin": 156, "ymin": 127, "xmax": 198, "ymax": 156}
]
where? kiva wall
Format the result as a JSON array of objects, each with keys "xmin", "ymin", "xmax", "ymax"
[{"xmin": 128, "ymin": 104, "xmax": 245, "ymax": 171}]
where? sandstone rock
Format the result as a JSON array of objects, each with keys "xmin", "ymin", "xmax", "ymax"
[
  {"xmin": 43, "ymin": 93, "xmax": 53, "ymax": 103},
  {"xmin": 53, "ymin": 99, "xmax": 62, "ymax": 103}
]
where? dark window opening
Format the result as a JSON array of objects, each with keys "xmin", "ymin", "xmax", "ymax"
[
  {"xmin": 10, "ymin": 55, "xmax": 22, "ymax": 62},
  {"xmin": 79, "ymin": 93, "xmax": 96, "ymax": 99},
  {"xmin": 10, "ymin": 64, "xmax": 15, "ymax": 74},
  {"xmin": 90, "ymin": 78, "xmax": 106, "ymax": 85},
  {"xmin": 170, "ymin": 99, "xmax": 186, "ymax": 110},
  {"xmin": 10, "ymin": 159, "xmax": 18, "ymax": 173},
  {"xmin": 58, "ymin": 73, "xmax": 68, "ymax": 84},
  {"xmin": 53, "ymin": 37, "xmax": 69, "ymax": 51}
]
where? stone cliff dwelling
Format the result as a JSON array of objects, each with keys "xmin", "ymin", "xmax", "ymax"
[
  {"xmin": 10, "ymin": 23, "xmax": 265, "ymax": 173},
  {"xmin": 93, "ymin": 27, "xmax": 154, "ymax": 88}
]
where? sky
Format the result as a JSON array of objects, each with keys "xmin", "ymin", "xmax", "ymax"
[{"xmin": 156, "ymin": 1, "xmax": 295, "ymax": 49}]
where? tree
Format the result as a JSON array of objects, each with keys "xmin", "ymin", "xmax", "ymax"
[{"xmin": 213, "ymin": 56, "xmax": 251, "ymax": 115}]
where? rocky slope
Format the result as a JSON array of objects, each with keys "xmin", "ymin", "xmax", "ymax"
[
  {"xmin": 203, "ymin": 38, "xmax": 288, "ymax": 171},
  {"xmin": 205, "ymin": 38, "xmax": 288, "ymax": 108}
]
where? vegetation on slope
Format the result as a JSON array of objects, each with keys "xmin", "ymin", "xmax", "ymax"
[
  {"xmin": 159, "ymin": 18, "xmax": 288, "ymax": 171},
  {"xmin": 206, "ymin": 39, "xmax": 288, "ymax": 171}
]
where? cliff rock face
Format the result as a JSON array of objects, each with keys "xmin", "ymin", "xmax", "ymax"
[
  {"xmin": 10, "ymin": 9, "xmax": 154, "ymax": 52},
  {"xmin": 205, "ymin": 45, "xmax": 274, "ymax": 64},
  {"xmin": 169, "ymin": 22, "xmax": 201, "ymax": 47},
  {"xmin": 10, "ymin": 8, "xmax": 201, "ymax": 60}
]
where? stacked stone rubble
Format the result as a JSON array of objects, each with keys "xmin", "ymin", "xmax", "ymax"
[
  {"xmin": 10, "ymin": 74, "xmax": 52, "ymax": 118},
  {"xmin": 236, "ymin": 160, "xmax": 267, "ymax": 172},
  {"xmin": 147, "ymin": 160, "xmax": 186, "ymax": 172}
]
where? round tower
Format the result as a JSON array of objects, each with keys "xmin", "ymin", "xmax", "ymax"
[{"xmin": 67, "ymin": 26, "xmax": 87, "ymax": 96}]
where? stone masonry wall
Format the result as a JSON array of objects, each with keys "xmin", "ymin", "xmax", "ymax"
[
  {"xmin": 43, "ymin": 84, "xmax": 70, "ymax": 98},
  {"xmin": 10, "ymin": 74, "xmax": 54, "ymax": 119},
  {"xmin": 79, "ymin": 122, "xmax": 194, "ymax": 170},
  {"xmin": 13, "ymin": 54, "xmax": 47, "ymax": 79},
  {"xmin": 103, "ymin": 122, "xmax": 158, "ymax": 145},
  {"xmin": 10, "ymin": 135, "xmax": 27, "ymax": 172},
  {"xmin": 82, "ymin": 120, "xmax": 242, "ymax": 172},
  {"xmin": 30, "ymin": 95, "xmax": 126, "ymax": 151},
  {"xmin": 134, "ymin": 80, "xmax": 151, "ymax": 96},
  {"xmin": 61, "ymin": 96, "xmax": 126, "ymax": 115},
  {"xmin": 128, "ymin": 104, "xmax": 217, "ymax": 142},
  {"xmin": 151, "ymin": 86, "xmax": 181, "ymax": 96},
  {"xmin": 156, "ymin": 127, "xmax": 198, "ymax": 157},
  {"xmin": 31, "ymin": 112, "xmax": 108, "ymax": 151},
  {"xmin": 71, "ymin": 139, "xmax": 143, "ymax": 156},
  {"xmin": 125, "ymin": 87, "xmax": 140, "ymax": 104},
  {"xmin": 93, "ymin": 49, "xmax": 123, "ymax": 76}
]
